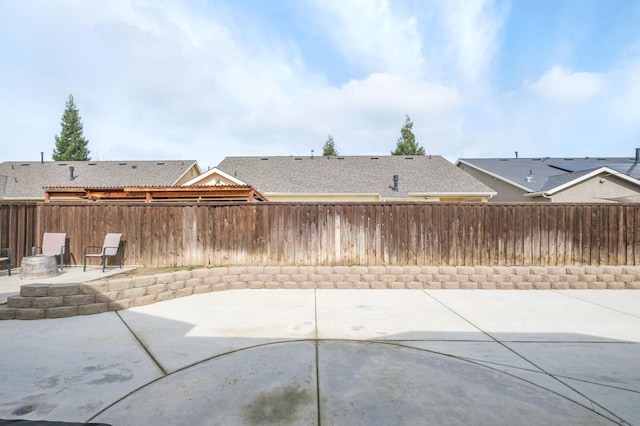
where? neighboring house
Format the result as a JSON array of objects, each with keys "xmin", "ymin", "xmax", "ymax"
[
  {"xmin": 456, "ymin": 151, "xmax": 640, "ymax": 202},
  {"xmin": 184, "ymin": 155, "xmax": 496, "ymax": 202},
  {"xmin": 0, "ymin": 160, "xmax": 201, "ymax": 201}
]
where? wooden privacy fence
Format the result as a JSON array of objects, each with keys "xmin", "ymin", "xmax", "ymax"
[
  {"xmin": 0, "ymin": 203, "xmax": 36, "ymax": 268},
  {"xmin": 1, "ymin": 202, "xmax": 639, "ymax": 268}
]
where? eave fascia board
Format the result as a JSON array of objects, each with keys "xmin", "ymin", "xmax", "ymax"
[
  {"xmin": 265, "ymin": 192, "xmax": 381, "ymax": 197},
  {"xmin": 408, "ymin": 191, "xmax": 497, "ymax": 197},
  {"xmin": 265, "ymin": 192, "xmax": 383, "ymax": 201},
  {"xmin": 0, "ymin": 197, "xmax": 44, "ymax": 201}
]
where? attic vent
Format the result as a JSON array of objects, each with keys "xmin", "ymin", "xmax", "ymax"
[
  {"xmin": 261, "ymin": 158, "xmax": 269, "ymax": 160},
  {"xmin": 499, "ymin": 159, "xmax": 508, "ymax": 161},
  {"xmin": 294, "ymin": 157, "xmax": 302, "ymax": 160},
  {"xmin": 337, "ymin": 157, "xmax": 345, "ymax": 160},
  {"xmin": 532, "ymin": 158, "xmax": 542, "ymax": 161},
  {"xmin": 118, "ymin": 162, "xmax": 127, "ymax": 165},
  {"xmin": 156, "ymin": 162, "xmax": 165, "ymax": 165},
  {"xmin": 20, "ymin": 163, "xmax": 30, "ymax": 166},
  {"xmin": 370, "ymin": 157, "xmax": 379, "ymax": 160},
  {"xmin": 564, "ymin": 158, "xmax": 573, "ymax": 161},
  {"xmin": 89, "ymin": 163, "xmax": 97, "ymax": 165},
  {"xmin": 58, "ymin": 163, "xmax": 67, "ymax": 166},
  {"xmin": 405, "ymin": 157, "xmax": 414, "ymax": 160},
  {"xmin": 131, "ymin": 165, "xmax": 137, "ymax": 169}
]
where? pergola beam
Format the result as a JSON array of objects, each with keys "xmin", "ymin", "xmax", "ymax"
[{"xmin": 43, "ymin": 185, "xmax": 267, "ymax": 202}]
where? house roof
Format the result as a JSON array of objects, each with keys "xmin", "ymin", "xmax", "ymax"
[
  {"xmin": 456, "ymin": 156, "xmax": 640, "ymax": 193},
  {"xmin": 537, "ymin": 168, "xmax": 596, "ymax": 192},
  {"xmin": 0, "ymin": 160, "xmax": 201, "ymax": 200},
  {"xmin": 216, "ymin": 155, "xmax": 496, "ymax": 199},
  {"xmin": 526, "ymin": 166, "xmax": 640, "ymax": 197}
]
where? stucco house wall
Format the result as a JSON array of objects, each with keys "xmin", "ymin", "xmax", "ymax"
[{"xmin": 542, "ymin": 174, "xmax": 640, "ymax": 203}]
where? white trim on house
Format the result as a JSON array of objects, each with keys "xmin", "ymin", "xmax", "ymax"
[
  {"xmin": 183, "ymin": 167, "xmax": 247, "ymax": 186},
  {"xmin": 524, "ymin": 166, "xmax": 640, "ymax": 197},
  {"xmin": 172, "ymin": 162, "xmax": 202, "ymax": 185}
]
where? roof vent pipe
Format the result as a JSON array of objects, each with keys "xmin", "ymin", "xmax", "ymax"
[
  {"xmin": 515, "ymin": 151, "xmax": 519, "ymax": 159},
  {"xmin": 393, "ymin": 175, "xmax": 399, "ymax": 192},
  {"xmin": 635, "ymin": 148, "xmax": 640, "ymax": 162},
  {"xmin": 69, "ymin": 166, "xmax": 75, "ymax": 181},
  {"xmin": 41, "ymin": 152, "xmax": 44, "ymax": 164}
]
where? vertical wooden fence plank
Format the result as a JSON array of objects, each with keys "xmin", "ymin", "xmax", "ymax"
[
  {"xmin": 581, "ymin": 205, "xmax": 591, "ymax": 265},
  {"xmin": 631, "ymin": 205, "xmax": 637, "ymax": 265},
  {"xmin": 555, "ymin": 205, "xmax": 564, "ymax": 266},
  {"xmin": 498, "ymin": 205, "xmax": 506, "ymax": 266},
  {"xmin": 613, "ymin": 205, "xmax": 623, "ymax": 265},
  {"xmin": 625, "ymin": 205, "xmax": 635, "ymax": 265}
]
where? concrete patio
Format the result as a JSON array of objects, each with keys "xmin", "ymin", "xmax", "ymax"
[{"xmin": 0, "ymin": 286, "xmax": 639, "ymax": 425}]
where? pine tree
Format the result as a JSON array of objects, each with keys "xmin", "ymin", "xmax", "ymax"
[
  {"xmin": 391, "ymin": 115, "xmax": 425, "ymax": 155},
  {"xmin": 322, "ymin": 134, "xmax": 339, "ymax": 156},
  {"xmin": 53, "ymin": 94, "xmax": 91, "ymax": 161}
]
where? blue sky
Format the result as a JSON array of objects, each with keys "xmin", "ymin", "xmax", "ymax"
[{"xmin": 0, "ymin": 0, "xmax": 639, "ymax": 169}]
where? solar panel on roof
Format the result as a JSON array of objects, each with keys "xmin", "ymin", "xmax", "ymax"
[
  {"xmin": 547, "ymin": 162, "xmax": 598, "ymax": 173},
  {"xmin": 609, "ymin": 162, "xmax": 640, "ymax": 179},
  {"xmin": 548, "ymin": 161, "xmax": 640, "ymax": 179}
]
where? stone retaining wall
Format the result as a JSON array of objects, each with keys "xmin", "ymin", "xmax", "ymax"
[{"xmin": 2, "ymin": 265, "xmax": 640, "ymax": 320}]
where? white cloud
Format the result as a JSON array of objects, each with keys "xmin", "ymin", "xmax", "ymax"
[
  {"xmin": 321, "ymin": 73, "xmax": 460, "ymax": 116},
  {"xmin": 528, "ymin": 66, "xmax": 605, "ymax": 103},
  {"xmin": 437, "ymin": 0, "xmax": 505, "ymax": 88},
  {"xmin": 312, "ymin": 0, "xmax": 425, "ymax": 78},
  {"xmin": 606, "ymin": 59, "xmax": 640, "ymax": 125}
]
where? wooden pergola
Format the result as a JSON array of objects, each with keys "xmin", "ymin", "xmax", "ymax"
[{"xmin": 43, "ymin": 185, "xmax": 268, "ymax": 203}]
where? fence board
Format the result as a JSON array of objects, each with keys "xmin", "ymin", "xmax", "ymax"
[
  {"xmin": 625, "ymin": 206, "xmax": 634, "ymax": 265},
  {"xmin": 549, "ymin": 206, "xmax": 557, "ymax": 266},
  {"xmin": 635, "ymin": 206, "xmax": 640, "ymax": 266},
  {"xmin": 556, "ymin": 206, "xmax": 565, "ymax": 265}
]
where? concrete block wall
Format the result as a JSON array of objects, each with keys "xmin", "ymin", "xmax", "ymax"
[{"xmin": 1, "ymin": 265, "xmax": 640, "ymax": 320}]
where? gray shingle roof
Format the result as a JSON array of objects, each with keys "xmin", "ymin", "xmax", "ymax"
[
  {"xmin": 217, "ymin": 155, "xmax": 495, "ymax": 198},
  {"xmin": 458, "ymin": 156, "xmax": 640, "ymax": 193},
  {"xmin": 0, "ymin": 160, "xmax": 200, "ymax": 200},
  {"xmin": 537, "ymin": 169, "xmax": 596, "ymax": 192}
]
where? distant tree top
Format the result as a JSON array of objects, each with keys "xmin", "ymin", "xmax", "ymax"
[
  {"xmin": 391, "ymin": 115, "xmax": 425, "ymax": 156},
  {"xmin": 53, "ymin": 94, "xmax": 91, "ymax": 161},
  {"xmin": 323, "ymin": 134, "xmax": 339, "ymax": 156}
]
